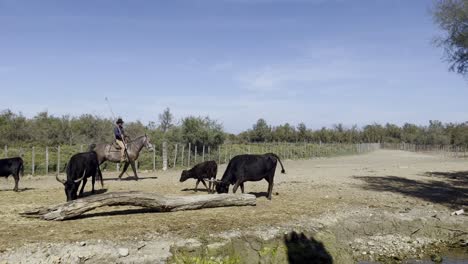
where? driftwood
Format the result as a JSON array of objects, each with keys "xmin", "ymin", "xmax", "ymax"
[{"xmin": 20, "ymin": 192, "xmax": 256, "ymax": 221}]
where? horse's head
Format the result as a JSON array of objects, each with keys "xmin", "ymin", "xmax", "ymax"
[{"xmin": 144, "ymin": 134, "xmax": 155, "ymax": 152}]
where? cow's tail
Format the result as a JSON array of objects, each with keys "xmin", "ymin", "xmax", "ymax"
[{"xmin": 269, "ymin": 153, "xmax": 286, "ymax": 174}]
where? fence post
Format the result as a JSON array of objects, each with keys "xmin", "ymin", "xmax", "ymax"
[
  {"xmin": 181, "ymin": 145, "xmax": 185, "ymax": 167},
  {"xmin": 32, "ymin": 146, "xmax": 35, "ymax": 175},
  {"xmin": 202, "ymin": 145, "xmax": 205, "ymax": 162},
  {"xmin": 4, "ymin": 145, "xmax": 7, "ymax": 158},
  {"xmin": 162, "ymin": 142, "xmax": 168, "ymax": 171},
  {"xmin": 208, "ymin": 146, "xmax": 211, "ymax": 161},
  {"xmin": 153, "ymin": 145, "xmax": 156, "ymax": 171},
  {"xmin": 80, "ymin": 144, "xmax": 83, "ymax": 152},
  {"xmin": 173, "ymin": 144, "xmax": 178, "ymax": 168},
  {"xmin": 57, "ymin": 145, "xmax": 61, "ymax": 176},
  {"xmin": 45, "ymin": 146, "xmax": 49, "ymax": 175},
  {"xmin": 188, "ymin": 143, "xmax": 191, "ymax": 167},
  {"xmin": 117, "ymin": 163, "xmax": 120, "ymax": 172},
  {"xmin": 218, "ymin": 145, "xmax": 221, "ymax": 164},
  {"xmin": 224, "ymin": 145, "xmax": 228, "ymax": 163},
  {"xmin": 194, "ymin": 145, "xmax": 198, "ymax": 164}
]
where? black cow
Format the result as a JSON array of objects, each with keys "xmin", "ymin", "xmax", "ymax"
[
  {"xmin": 56, "ymin": 151, "xmax": 103, "ymax": 201},
  {"xmin": 0, "ymin": 157, "xmax": 24, "ymax": 192},
  {"xmin": 215, "ymin": 153, "xmax": 285, "ymax": 200},
  {"xmin": 180, "ymin": 160, "xmax": 217, "ymax": 193}
]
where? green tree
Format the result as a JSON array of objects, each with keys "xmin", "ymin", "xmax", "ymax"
[
  {"xmin": 181, "ymin": 116, "xmax": 225, "ymax": 150},
  {"xmin": 158, "ymin": 107, "xmax": 174, "ymax": 133},
  {"xmin": 251, "ymin": 118, "xmax": 271, "ymax": 142},
  {"xmin": 433, "ymin": 0, "xmax": 468, "ymax": 75},
  {"xmin": 297, "ymin": 123, "xmax": 309, "ymax": 142},
  {"xmin": 384, "ymin": 123, "xmax": 402, "ymax": 143},
  {"xmin": 272, "ymin": 123, "xmax": 296, "ymax": 142},
  {"xmin": 427, "ymin": 120, "xmax": 450, "ymax": 145},
  {"xmin": 362, "ymin": 123, "xmax": 385, "ymax": 143}
]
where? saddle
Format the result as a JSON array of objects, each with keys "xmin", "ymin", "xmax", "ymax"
[
  {"xmin": 112, "ymin": 141, "xmax": 122, "ymax": 150},
  {"xmin": 105, "ymin": 141, "xmax": 122, "ymax": 153}
]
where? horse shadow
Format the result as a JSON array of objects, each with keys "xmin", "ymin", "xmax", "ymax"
[{"xmin": 284, "ymin": 231, "xmax": 333, "ymax": 264}]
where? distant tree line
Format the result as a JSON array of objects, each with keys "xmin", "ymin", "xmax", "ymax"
[
  {"xmin": 236, "ymin": 119, "xmax": 468, "ymax": 146},
  {"xmin": 1, "ymin": 109, "xmax": 468, "ymax": 148},
  {"xmin": 0, "ymin": 108, "xmax": 225, "ymax": 149}
]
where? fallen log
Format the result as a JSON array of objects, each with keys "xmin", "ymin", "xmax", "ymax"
[{"xmin": 20, "ymin": 191, "xmax": 256, "ymax": 221}]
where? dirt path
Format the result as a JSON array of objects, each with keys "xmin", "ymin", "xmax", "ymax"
[{"xmin": 0, "ymin": 150, "xmax": 466, "ymax": 263}]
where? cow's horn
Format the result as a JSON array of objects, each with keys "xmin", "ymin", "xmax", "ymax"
[
  {"xmin": 55, "ymin": 174, "xmax": 66, "ymax": 185},
  {"xmin": 74, "ymin": 169, "xmax": 87, "ymax": 183}
]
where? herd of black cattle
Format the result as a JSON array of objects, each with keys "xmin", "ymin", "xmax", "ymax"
[{"xmin": 0, "ymin": 151, "xmax": 286, "ymax": 201}]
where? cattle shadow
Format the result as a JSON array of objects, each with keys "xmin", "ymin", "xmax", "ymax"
[
  {"xmin": 248, "ymin": 191, "xmax": 269, "ymax": 198},
  {"xmin": 103, "ymin": 176, "xmax": 158, "ymax": 182},
  {"xmin": 0, "ymin": 187, "xmax": 35, "ymax": 192},
  {"xmin": 79, "ymin": 188, "xmax": 108, "ymax": 198},
  {"xmin": 354, "ymin": 172, "xmax": 467, "ymax": 208},
  {"xmin": 181, "ymin": 188, "xmax": 211, "ymax": 193},
  {"xmin": 284, "ymin": 231, "xmax": 333, "ymax": 264}
]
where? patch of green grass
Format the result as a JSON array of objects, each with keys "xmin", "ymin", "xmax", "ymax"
[{"xmin": 172, "ymin": 254, "xmax": 240, "ymax": 264}]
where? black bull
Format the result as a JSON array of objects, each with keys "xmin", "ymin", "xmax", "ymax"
[
  {"xmin": 0, "ymin": 157, "xmax": 24, "ymax": 192},
  {"xmin": 214, "ymin": 153, "xmax": 285, "ymax": 200},
  {"xmin": 180, "ymin": 160, "xmax": 218, "ymax": 193},
  {"xmin": 56, "ymin": 152, "xmax": 103, "ymax": 201}
]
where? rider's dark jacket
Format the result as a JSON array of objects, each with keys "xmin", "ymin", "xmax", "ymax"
[{"xmin": 114, "ymin": 126, "xmax": 125, "ymax": 141}]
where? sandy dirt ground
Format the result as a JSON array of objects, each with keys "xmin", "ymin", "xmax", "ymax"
[{"xmin": 0, "ymin": 150, "xmax": 467, "ymax": 263}]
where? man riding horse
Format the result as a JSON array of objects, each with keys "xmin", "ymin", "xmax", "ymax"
[
  {"xmin": 114, "ymin": 118, "xmax": 128, "ymax": 162},
  {"xmin": 89, "ymin": 118, "xmax": 154, "ymax": 180}
]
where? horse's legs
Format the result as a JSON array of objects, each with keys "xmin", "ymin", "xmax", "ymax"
[
  {"xmin": 118, "ymin": 162, "xmax": 130, "ymax": 180},
  {"xmin": 130, "ymin": 161, "xmax": 138, "ymax": 180}
]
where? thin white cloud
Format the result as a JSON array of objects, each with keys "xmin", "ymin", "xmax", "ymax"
[{"xmin": 237, "ymin": 59, "xmax": 371, "ymax": 92}]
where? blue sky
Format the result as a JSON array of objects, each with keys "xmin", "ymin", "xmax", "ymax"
[{"xmin": 1, "ymin": 0, "xmax": 467, "ymax": 133}]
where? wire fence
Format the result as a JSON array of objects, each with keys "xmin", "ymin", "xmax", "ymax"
[
  {"xmin": 381, "ymin": 143, "xmax": 468, "ymax": 158},
  {"xmin": 1, "ymin": 142, "xmax": 380, "ymax": 176}
]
